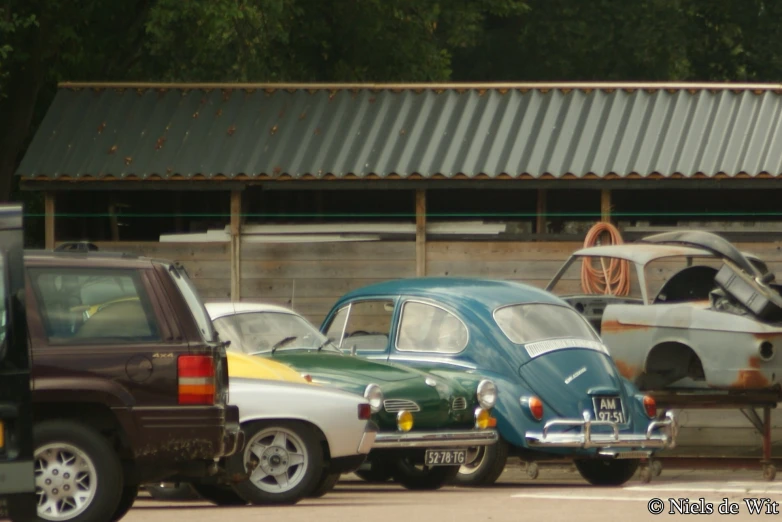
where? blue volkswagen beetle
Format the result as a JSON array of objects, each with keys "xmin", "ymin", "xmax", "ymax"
[{"xmin": 319, "ymin": 277, "xmax": 677, "ymax": 487}]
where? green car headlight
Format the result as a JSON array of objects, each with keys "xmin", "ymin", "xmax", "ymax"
[
  {"xmin": 364, "ymin": 383, "xmax": 384, "ymax": 413},
  {"xmin": 476, "ymin": 379, "xmax": 497, "ymax": 410}
]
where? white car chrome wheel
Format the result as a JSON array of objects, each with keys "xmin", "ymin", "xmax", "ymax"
[
  {"xmin": 35, "ymin": 442, "xmax": 98, "ymax": 521},
  {"xmin": 245, "ymin": 427, "xmax": 309, "ymax": 494}
]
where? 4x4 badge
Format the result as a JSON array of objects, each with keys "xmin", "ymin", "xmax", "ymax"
[{"xmin": 152, "ymin": 353, "xmax": 174, "ymax": 358}]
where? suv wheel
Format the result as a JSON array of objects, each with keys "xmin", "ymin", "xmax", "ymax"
[
  {"xmin": 110, "ymin": 486, "xmax": 138, "ymax": 522},
  {"xmin": 33, "ymin": 420, "xmax": 124, "ymax": 522},
  {"xmin": 226, "ymin": 421, "xmax": 323, "ymax": 505}
]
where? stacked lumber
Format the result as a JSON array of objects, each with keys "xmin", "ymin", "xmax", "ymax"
[{"xmin": 159, "ymin": 221, "xmax": 508, "ymax": 243}]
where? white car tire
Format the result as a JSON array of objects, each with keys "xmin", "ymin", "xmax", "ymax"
[{"xmin": 227, "ymin": 421, "xmax": 324, "ymax": 505}]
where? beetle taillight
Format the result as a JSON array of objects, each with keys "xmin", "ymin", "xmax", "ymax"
[
  {"xmin": 643, "ymin": 395, "xmax": 657, "ymax": 418},
  {"xmin": 358, "ymin": 403, "xmax": 371, "ymax": 420},
  {"xmin": 178, "ymin": 355, "xmax": 216, "ymax": 405}
]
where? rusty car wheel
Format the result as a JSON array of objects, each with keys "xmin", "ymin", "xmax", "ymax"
[{"xmin": 33, "ymin": 420, "xmax": 123, "ymax": 522}]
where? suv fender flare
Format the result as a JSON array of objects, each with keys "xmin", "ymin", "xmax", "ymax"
[{"xmin": 33, "ymin": 377, "xmax": 138, "ymax": 441}]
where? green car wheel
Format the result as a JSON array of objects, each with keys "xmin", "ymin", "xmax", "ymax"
[
  {"xmin": 391, "ymin": 459, "xmax": 460, "ymax": 491},
  {"xmin": 452, "ymin": 438, "xmax": 508, "ymax": 487},
  {"xmin": 355, "ymin": 462, "xmax": 393, "ymax": 483}
]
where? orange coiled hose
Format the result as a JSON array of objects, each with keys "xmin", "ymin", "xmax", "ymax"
[{"xmin": 580, "ymin": 222, "xmax": 631, "ymax": 296}]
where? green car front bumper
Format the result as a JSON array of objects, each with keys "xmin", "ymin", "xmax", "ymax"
[{"xmin": 372, "ymin": 428, "xmax": 498, "ymax": 449}]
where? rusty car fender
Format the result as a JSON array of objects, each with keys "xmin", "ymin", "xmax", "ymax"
[{"xmin": 602, "ymin": 303, "xmax": 782, "ymax": 389}]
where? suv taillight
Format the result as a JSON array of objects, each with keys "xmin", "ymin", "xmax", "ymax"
[{"xmin": 178, "ymin": 355, "xmax": 216, "ymax": 405}]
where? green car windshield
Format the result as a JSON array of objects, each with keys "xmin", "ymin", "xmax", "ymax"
[
  {"xmin": 493, "ymin": 303, "xmax": 600, "ymax": 345},
  {"xmin": 212, "ymin": 311, "xmax": 341, "ymax": 354}
]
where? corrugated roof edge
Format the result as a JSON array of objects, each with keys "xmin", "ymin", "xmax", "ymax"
[{"xmin": 56, "ymin": 81, "xmax": 782, "ymax": 93}]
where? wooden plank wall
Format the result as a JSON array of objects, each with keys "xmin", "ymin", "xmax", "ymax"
[{"xmin": 92, "ymin": 238, "xmax": 782, "ymax": 457}]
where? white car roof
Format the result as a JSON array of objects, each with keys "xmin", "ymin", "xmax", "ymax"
[
  {"xmin": 204, "ymin": 301, "xmax": 301, "ymax": 320},
  {"xmin": 570, "ymin": 243, "xmax": 714, "ymax": 265}
]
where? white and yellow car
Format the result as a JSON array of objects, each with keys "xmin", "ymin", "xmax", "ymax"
[{"xmin": 148, "ymin": 336, "xmax": 376, "ymax": 506}]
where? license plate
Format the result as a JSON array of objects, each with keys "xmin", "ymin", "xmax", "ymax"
[
  {"xmin": 592, "ymin": 396, "xmax": 625, "ymax": 423},
  {"xmin": 424, "ymin": 449, "xmax": 467, "ymax": 466}
]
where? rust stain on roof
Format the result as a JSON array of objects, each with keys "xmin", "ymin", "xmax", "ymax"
[{"xmin": 19, "ymin": 82, "xmax": 782, "ymax": 182}]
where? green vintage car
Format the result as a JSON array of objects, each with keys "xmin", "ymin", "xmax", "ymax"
[{"xmin": 205, "ymin": 301, "xmax": 499, "ymax": 491}]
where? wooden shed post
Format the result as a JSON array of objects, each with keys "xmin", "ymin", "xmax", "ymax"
[
  {"xmin": 600, "ymin": 189, "xmax": 612, "ymax": 222},
  {"xmin": 230, "ymin": 190, "xmax": 243, "ymax": 302},
  {"xmin": 44, "ymin": 192, "xmax": 55, "ymax": 250},
  {"xmin": 415, "ymin": 189, "xmax": 426, "ymax": 277},
  {"xmin": 536, "ymin": 189, "xmax": 547, "ymax": 234}
]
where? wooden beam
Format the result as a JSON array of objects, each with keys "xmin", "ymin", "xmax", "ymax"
[
  {"xmin": 44, "ymin": 192, "xmax": 55, "ymax": 250},
  {"xmin": 174, "ymin": 192, "xmax": 184, "ymax": 232},
  {"xmin": 415, "ymin": 190, "xmax": 426, "ymax": 277},
  {"xmin": 600, "ymin": 189, "xmax": 612, "ymax": 222},
  {"xmin": 230, "ymin": 190, "xmax": 242, "ymax": 302},
  {"xmin": 536, "ymin": 189, "xmax": 547, "ymax": 234}
]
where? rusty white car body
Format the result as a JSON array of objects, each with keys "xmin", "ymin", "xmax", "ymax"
[{"xmin": 546, "ymin": 231, "xmax": 782, "ymax": 392}]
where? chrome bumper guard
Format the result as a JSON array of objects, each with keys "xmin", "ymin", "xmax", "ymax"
[
  {"xmin": 373, "ymin": 429, "xmax": 499, "ymax": 449},
  {"xmin": 525, "ymin": 411, "xmax": 677, "ymax": 450},
  {"xmin": 358, "ymin": 425, "xmax": 378, "ymax": 454}
]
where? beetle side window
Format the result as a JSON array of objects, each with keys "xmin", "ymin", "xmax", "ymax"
[
  {"xmin": 29, "ymin": 268, "xmax": 161, "ymax": 344},
  {"xmin": 396, "ymin": 301, "xmax": 468, "ymax": 354},
  {"xmin": 333, "ymin": 300, "xmax": 394, "ymax": 352}
]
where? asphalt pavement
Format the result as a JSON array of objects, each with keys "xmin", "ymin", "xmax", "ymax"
[{"xmin": 125, "ymin": 464, "xmax": 782, "ymax": 522}]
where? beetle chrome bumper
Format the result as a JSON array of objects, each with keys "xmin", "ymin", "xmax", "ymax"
[
  {"xmin": 373, "ymin": 429, "xmax": 499, "ymax": 449},
  {"xmin": 525, "ymin": 411, "xmax": 677, "ymax": 450}
]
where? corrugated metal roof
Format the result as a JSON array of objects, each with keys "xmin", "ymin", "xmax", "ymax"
[{"xmin": 16, "ymin": 82, "xmax": 782, "ymax": 182}]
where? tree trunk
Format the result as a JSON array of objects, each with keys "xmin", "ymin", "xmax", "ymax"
[{"xmin": 0, "ymin": 42, "xmax": 44, "ymax": 202}]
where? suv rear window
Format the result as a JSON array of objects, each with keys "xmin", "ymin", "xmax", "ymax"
[
  {"xmin": 29, "ymin": 268, "xmax": 161, "ymax": 344},
  {"xmin": 166, "ymin": 264, "xmax": 217, "ymax": 343},
  {"xmin": 494, "ymin": 303, "xmax": 599, "ymax": 345}
]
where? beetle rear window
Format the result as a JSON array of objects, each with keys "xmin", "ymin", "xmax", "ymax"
[{"xmin": 494, "ymin": 304, "xmax": 599, "ymax": 345}]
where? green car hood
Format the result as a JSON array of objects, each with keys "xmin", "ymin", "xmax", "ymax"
[
  {"xmin": 263, "ymin": 350, "xmax": 479, "ymax": 430},
  {"xmin": 271, "ymin": 351, "xmax": 422, "ymax": 383}
]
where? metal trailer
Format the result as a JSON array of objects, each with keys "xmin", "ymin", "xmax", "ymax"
[{"xmin": 649, "ymin": 389, "xmax": 781, "ymax": 482}]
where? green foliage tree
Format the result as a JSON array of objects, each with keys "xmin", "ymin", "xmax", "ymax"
[
  {"xmin": 0, "ymin": 0, "xmax": 526, "ymax": 204},
  {"xmin": 451, "ymin": 0, "xmax": 782, "ymax": 82},
  {"xmin": 4, "ymin": 0, "xmax": 782, "ymax": 209}
]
